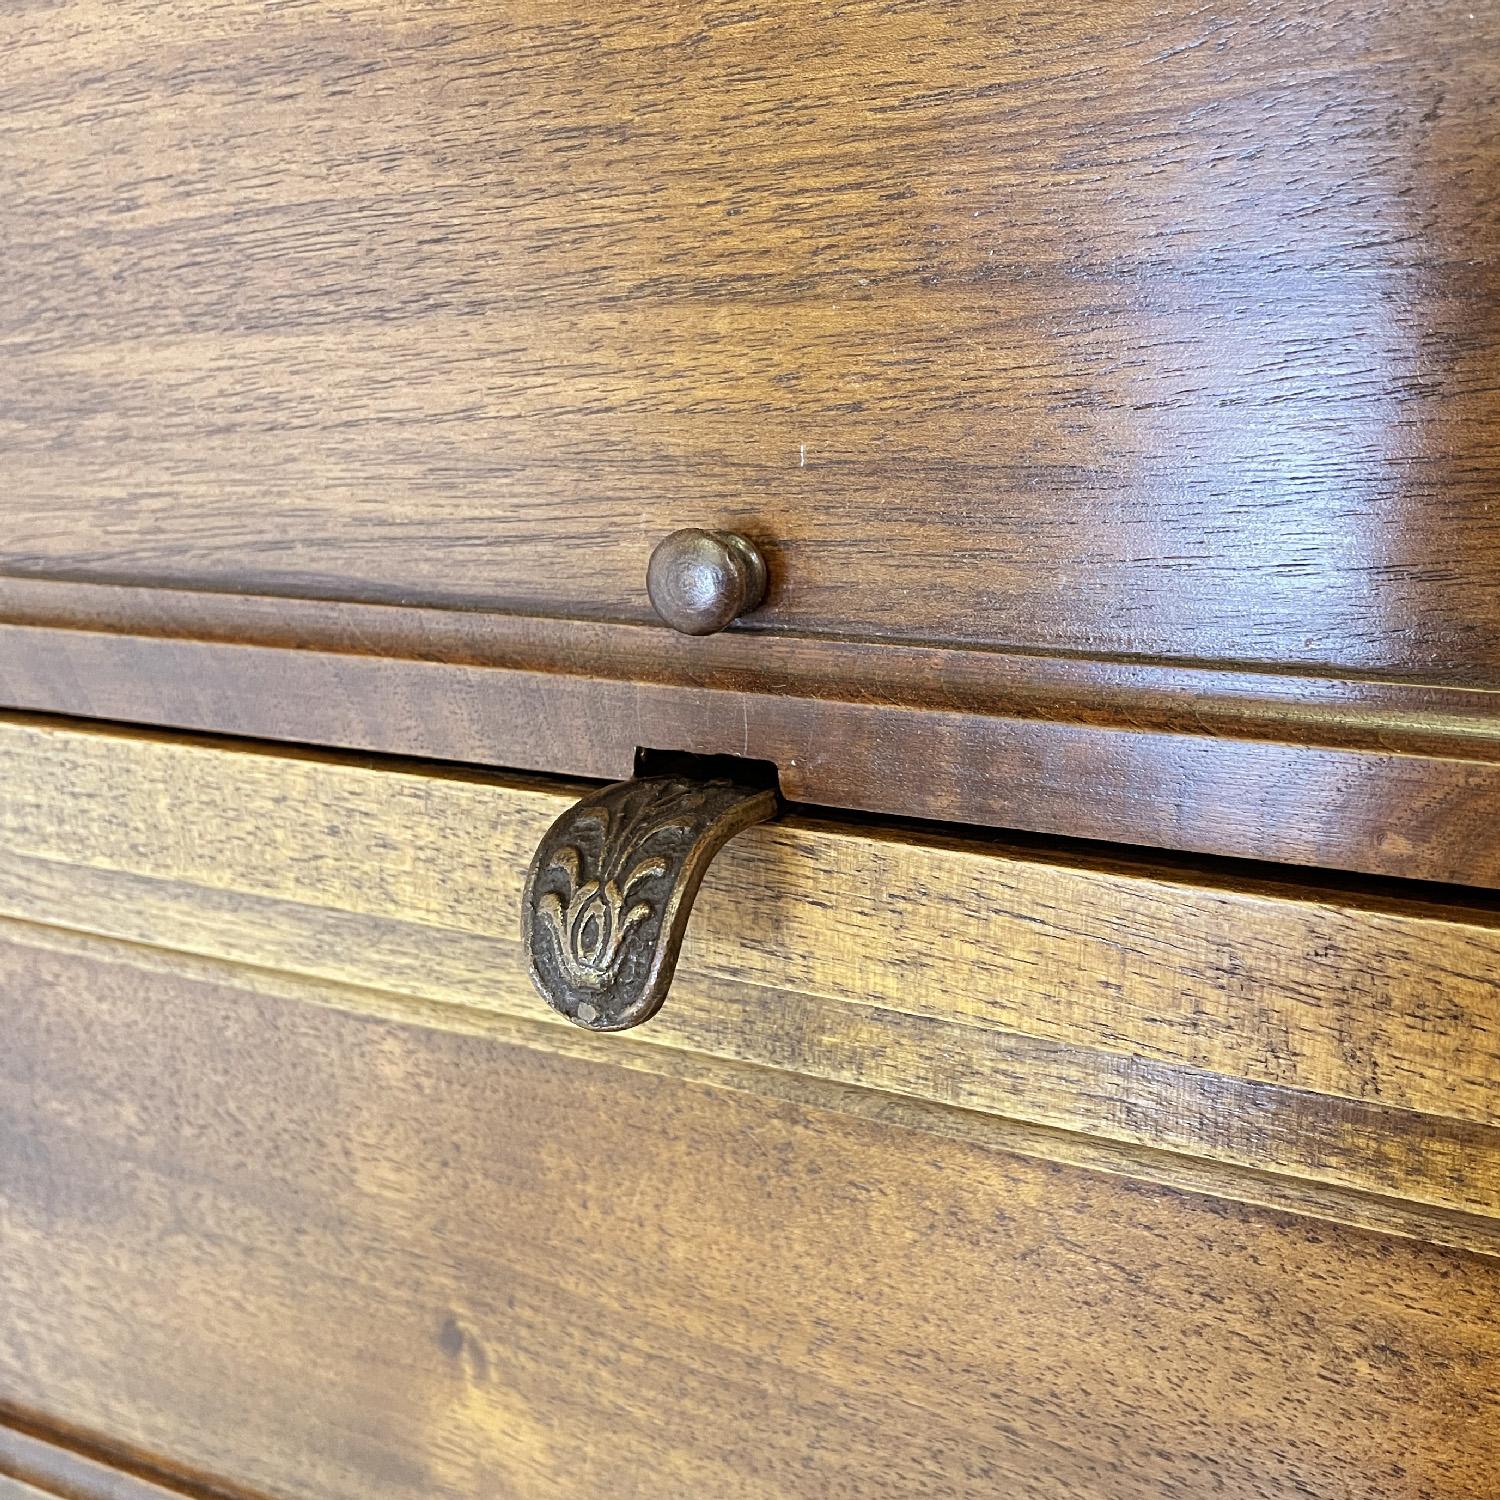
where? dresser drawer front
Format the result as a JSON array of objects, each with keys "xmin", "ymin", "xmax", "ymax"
[
  {"xmin": 3, "ymin": 715, "xmax": 1500, "ymax": 1230},
  {"xmin": 3, "ymin": 716, "xmax": 1499, "ymax": 1495},
  {"xmin": 4, "ymin": 930, "xmax": 1498, "ymax": 1500},
  {"xmin": 3, "ymin": 1, "xmax": 1499, "ymax": 680},
  {"xmin": 4, "ymin": 2, "xmax": 1500, "ymax": 886}
]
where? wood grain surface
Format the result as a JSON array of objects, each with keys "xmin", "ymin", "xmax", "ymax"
[
  {"xmin": 4, "ymin": 937, "xmax": 1499, "ymax": 1500},
  {"xmin": 3, "ymin": 0, "xmax": 1500, "ymax": 678},
  {"xmin": 6, "ymin": 582, "xmax": 1500, "ymax": 888},
  {"xmin": 0, "ymin": 1419, "xmax": 220, "ymax": 1500},
  {"xmin": 0, "ymin": 1481, "xmax": 51, "ymax": 1500},
  {"xmin": 4, "ymin": 714, "xmax": 1499, "ymax": 1236}
]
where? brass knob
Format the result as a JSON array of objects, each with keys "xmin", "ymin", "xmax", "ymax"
[{"xmin": 647, "ymin": 529, "xmax": 767, "ymax": 636}]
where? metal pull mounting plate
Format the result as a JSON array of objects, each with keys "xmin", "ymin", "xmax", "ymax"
[{"xmin": 522, "ymin": 775, "xmax": 777, "ymax": 1031}]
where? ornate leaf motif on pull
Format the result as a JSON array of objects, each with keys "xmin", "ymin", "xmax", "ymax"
[{"xmin": 522, "ymin": 775, "xmax": 778, "ymax": 1032}]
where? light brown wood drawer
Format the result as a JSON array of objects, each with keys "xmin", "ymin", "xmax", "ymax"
[{"xmin": 2, "ymin": 717, "xmax": 1499, "ymax": 1497}]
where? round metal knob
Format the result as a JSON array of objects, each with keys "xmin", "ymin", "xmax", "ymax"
[{"xmin": 647, "ymin": 529, "xmax": 767, "ymax": 636}]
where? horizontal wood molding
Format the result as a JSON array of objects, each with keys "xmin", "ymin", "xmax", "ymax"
[
  {"xmin": 9, "ymin": 919, "xmax": 1500, "ymax": 1262},
  {"xmin": 6, "ymin": 945, "xmax": 1500, "ymax": 1500},
  {"xmin": 2, "ymin": 714, "xmax": 1498, "ymax": 1233},
  {"xmin": 0, "ymin": 1417, "xmax": 239, "ymax": 1500},
  {"xmin": 5, "ymin": 580, "xmax": 1500, "ymax": 886},
  {"xmin": 6, "ymin": 578, "xmax": 1498, "ymax": 756}
]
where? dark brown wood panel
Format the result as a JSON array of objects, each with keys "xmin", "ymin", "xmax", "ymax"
[
  {"xmin": 3, "ymin": 0, "xmax": 1500, "ymax": 678},
  {"xmin": 4, "ymin": 935, "xmax": 1499, "ymax": 1500},
  {"xmin": 6, "ymin": 585, "xmax": 1500, "ymax": 886}
]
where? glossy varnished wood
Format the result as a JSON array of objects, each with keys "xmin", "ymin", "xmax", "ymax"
[
  {"xmin": 5, "ymin": 582, "xmax": 1500, "ymax": 887},
  {"xmin": 0, "ymin": 1419, "xmax": 217, "ymax": 1500},
  {"xmin": 0, "ymin": 1481, "xmax": 52, "ymax": 1500},
  {"xmin": 3, "ymin": 715, "xmax": 1498, "ymax": 1237},
  {"xmin": 3, "ymin": 937, "xmax": 1498, "ymax": 1500},
  {"xmin": 4, "ymin": 3, "xmax": 1500, "ymax": 886},
  {"xmin": 3, "ymin": 0, "xmax": 1499, "ymax": 681}
]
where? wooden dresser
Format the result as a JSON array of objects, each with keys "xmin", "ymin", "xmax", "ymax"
[{"xmin": 3, "ymin": 3, "xmax": 1499, "ymax": 1497}]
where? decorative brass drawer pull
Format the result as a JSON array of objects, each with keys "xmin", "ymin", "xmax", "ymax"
[
  {"xmin": 647, "ymin": 528, "xmax": 767, "ymax": 635},
  {"xmin": 522, "ymin": 775, "xmax": 778, "ymax": 1030}
]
